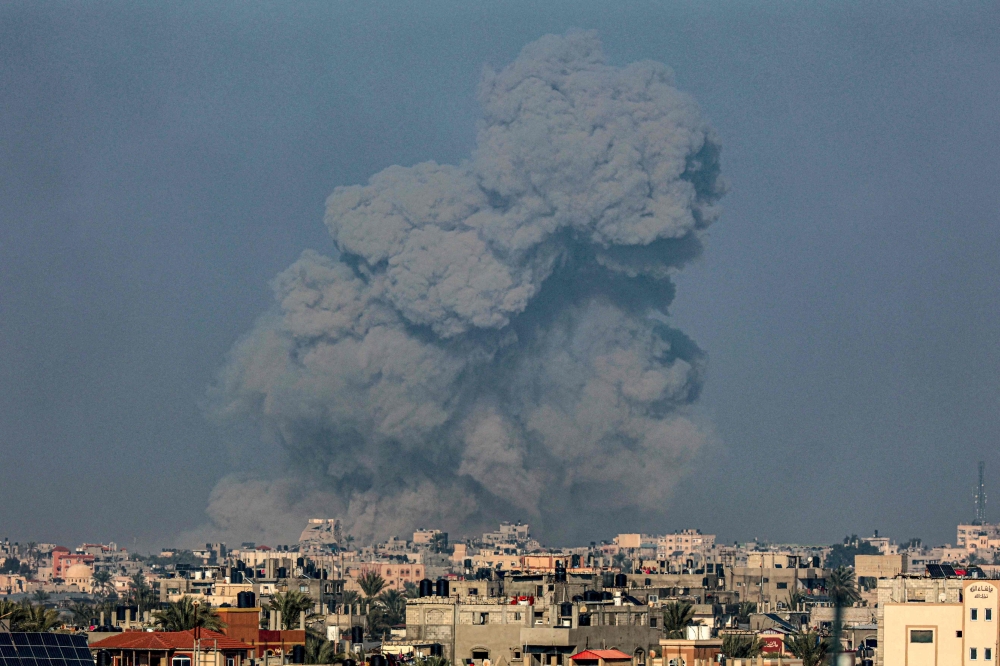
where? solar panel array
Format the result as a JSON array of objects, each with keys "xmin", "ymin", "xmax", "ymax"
[{"xmin": 0, "ymin": 633, "xmax": 94, "ymax": 666}]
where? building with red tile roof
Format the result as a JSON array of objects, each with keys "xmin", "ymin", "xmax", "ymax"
[
  {"xmin": 569, "ymin": 650, "xmax": 633, "ymax": 666},
  {"xmin": 90, "ymin": 629, "xmax": 253, "ymax": 666}
]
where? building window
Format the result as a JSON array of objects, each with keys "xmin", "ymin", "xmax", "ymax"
[
  {"xmin": 973, "ymin": 608, "xmax": 980, "ymax": 621},
  {"xmin": 910, "ymin": 630, "xmax": 934, "ymax": 644},
  {"xmin": 227, "ymin": 659, "xmax": 235, "ymax": 666},
  {"xmin": 988, "ymin": 608, "xmax": 994, "ymax": 621},
  {"xmin": 958, "ymin": 631, "xmax": 964, "ymax": 637},
  {"xmin": 173, "ymin": 658, "xmax": 192, "ymax": 666},
  {"xmin": 776, "ymin": 583, "xmax": 788, "ymax": 589},
  {"xmin": 987, "ymin": 648, "xmax": 993, "ymax": 661},
  {"xmin": 972, "ymin": 648, "xmax": 979, "ymax": 660}
]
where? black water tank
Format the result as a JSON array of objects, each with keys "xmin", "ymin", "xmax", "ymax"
[
  {"xmin": 351, "ymin": 626, "xmax": 364, "ymax": 644},
  {"xmin": 419, "ymin": 579, "xmax": 434, "ymax": 597},
  {"xmin": 236, "ymin": 560, "xmax": 246, "ymax": 571},
  {"xmin": 344, "ymin": 660, "xmax": 356, "ymax": 666},
  {"xmin": 571, "ymin": 595, "xmax": 583, "ymax": 603},
  {"xmin": 571, "ymin": 555, "xmax": 581, "ymax": 568},
  {"xmin": 291, "ymin": 646, "xmax": 305, "ymax": 664},
  {"xmin": 296, "ymin": 558, "xmax": 305, "ymax": 568},
  {"xmin": 583, "ymin": 590, "xmax": 599, "ymax": 602},
  {"xmin": 601, "ymin": 591, "xmax": 613, "ymax": 601},
  {"xmin": 370, "ymin": 655, "xmax": 387, "ymax": 666},
  {"xmin": 560, "ymin": 602, "xmax": 573, "ymax": 617},
  {"xmin": 97, "ymin": 652, "xmax": 111, "ymax": 666},
  {"xmin": 613, "ymin": 574, "xmax": 627, "ymax": 588},
  {"xmin": 237, "ymin": 591, "xmax": 256, "ymax": 608},
  {"xmin": 554, "ymin": 565, "xmax": 567, "ymax": 583},
  {"xmin": 231, "ymin": 571, "xmax": 243, "ymax": 584},
  {"xmin": 277, "ymin": 567, "xmax": 288, "ymax": 579},
  {"xmin": 435, "ymin": 579, "xmax": 449, "ymax": 597},
  {"xmin": 115, "ymin": 606, "xmax": 126, "ymax": 622},
  {"xmin": 429, "ymin": 645, "xmax": 443, "ymax": 657},
  {"xmin": 812, "ymin": 556, "xmax": 821, "ymax": 568}
]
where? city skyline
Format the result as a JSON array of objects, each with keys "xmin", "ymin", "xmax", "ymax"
[{"xmin": 1, "ymin": 2, "xmax": 999, "ymax": 552}]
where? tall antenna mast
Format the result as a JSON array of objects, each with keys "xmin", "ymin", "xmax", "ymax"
[{"xmin": 975, "ymin": 461, "xmax": 987, "ymax": 525}]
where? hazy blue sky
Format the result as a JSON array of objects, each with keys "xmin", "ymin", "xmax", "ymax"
[{"xmin": 1, "ymin": 1, "xmax": 998, "ymax": 551}]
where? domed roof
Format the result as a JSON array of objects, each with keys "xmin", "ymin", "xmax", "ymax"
[{"xmin": 65, "ymin": 563, "xmax": 93, "ymax": 578}]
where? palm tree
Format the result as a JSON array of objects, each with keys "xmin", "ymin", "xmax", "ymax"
[
  {"xmin": 784, "ymin": 631, "xmax": 829, "ymax": 666},
  {"xmin": 721, "ymin": 634, "xmax": 763, "ymax": 659},
  {"xmin": 0, "ymin": 599, "xmax": 25, "ymax": 630},
  {"xmin": 341, "ymin": 591, "xmax": 361, "ymax": 609},
  {"xmin": 786, "ymin": 588, "xmax": 807, "ymax": 610},
  {"xmin": 827, "ymin": 566, "xmax": 861, "ymax": 607},
  {"xmin": 305, "ymin": 634, "xmax": 339, "ymax": 664},
  {"xmin": 16, "ymin": 602, "xmax": 61, "ymax": 632},
  {"xmin": 357, "ymin": 570, "xmax": 386, "ymax": 598},
  {"xmin": 92, "ymin": 569, "xmax": 115, "ymax": 596},
  {"xmin": 127, "ymin": 572, "xmax": 158, "ymax": 616},
  {"xmin": 32, "ymin": 590, "xmax": 51, "ymax": 604},
  {"xmin": 153, "ymin": 597, "xmax": 226, "ymax": 631},
  {"xmin": 269, "ymin": 590, "xmax": 316, "ymax": 629},
  {"xmin": 661, "ymin": 601, "xmax": 695, "ymax": 638},
  {"xmin": 368, "ymin": 589, "xmax": 407, "ymax": 638},
  {"xmin": 403, "ymin": 582, "xmax": 419, "ymax": 599},
  {"xmin": 69, "ymin": 601, "xmax": 97, "ymax": 626},
  {"xmin": 735, "ymin": 601, "xmax": 757, "ymax": 625}
]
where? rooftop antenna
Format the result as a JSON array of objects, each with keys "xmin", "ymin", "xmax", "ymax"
[{"xmin": 975, "ymin": 461, "xmax": 987, "ymax": 525}]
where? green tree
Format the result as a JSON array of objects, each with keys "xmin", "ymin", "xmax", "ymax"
[
  {"xmin": 825, "ymin": 539, "xmax": 879, "ymax": 569},
  {"xmin": 357, "ymin": 570, "xmax": 386, "ymax": 598},
  {"xmin": 735, "ymin": 601, "xmax": 757, "ymax": 624},
  {"xmin": 661, "ymin": 601, "xmax": 694, "ymax": 639},
  {"xmin": 403, "ymin": 582, "xmax": 419, "ymax": 599},
  {"xmin": 125, "ymin": 572, "xmax": 157, "ymax": 615},
  {"xmin": 784, "ymin": 631, "xmax": 830, "ymax": 666},
  {"xmin": 721, "ymin": 634, "xmax": 763, "ymax": 659},
  {"xmin": 69, "ymin": 601, "xmax": 97, "ymax": 626},
  {"xmin": 269, "ymin": 590, "xmax": 316, "ymax": 629},
  {"xmin": 153, "ymin": 597, "xmax": 226, "ymax": 631},
  {"xmin": 827, "ymin": 566, "xmax": 861, "ymax": 607},
  {"xmin": 786, "ymin": 588, "xmax": 807, "ymax": 610},
  {"xmin": 92, "ymin": 569, "xmax": 115, "ymax": 596},
  {"xmin": 368, "ymin": 589, "xmax": 407, "ymax": 637},
  {"xmin": 305, "ymin": 633, "xmax": 339, "ymax": 665},
  {"xmin": 340, "ymin": 590, "xmax": 361, "ymax": 608},
  {"xmin": 0, "ymin": 599, "xmax": 25, "ymax": 630},
  {"xmin": 0, "ymin": 557, "xmax": 20, "ymax": 574},
  {"xmin": 31, "ymin": 590, "xmax": 51, "ymax": 604},
  {"xmin": 16, "ymin": 602, "xmax": 61, "ymax": 632}
]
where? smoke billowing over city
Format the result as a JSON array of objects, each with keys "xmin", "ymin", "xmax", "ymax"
[{"xmin": 195, "ymin": 32, "xmax": 725, "ymax": 545}]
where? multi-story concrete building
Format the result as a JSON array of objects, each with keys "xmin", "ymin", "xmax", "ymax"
[
  {"xmin": 405, "ymin": 596, "xmax": 660, "ymax": 666},
  {"xmin": 882, "ymin": 579, "xmax": 1000, "ymax": 666},
  {"xmin": 875, "ymin": 575, "xmax": 967, "ymax": 666},
  {"xmin": 724, "ymin": 554, "xmax": 827, "ymax": 608}
]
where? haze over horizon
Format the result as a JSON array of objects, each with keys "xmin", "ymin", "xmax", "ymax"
[{"xmin": 1, "ymin": 1, "xmax": 998, "ymax": 552}]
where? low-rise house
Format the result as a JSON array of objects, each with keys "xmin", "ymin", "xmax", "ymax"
[{"xmin": 89, "ymin": 629, "xmax": 252, "ymax": 666}]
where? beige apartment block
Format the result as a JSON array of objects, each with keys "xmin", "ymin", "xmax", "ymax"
[
  {"xmin": 882, "ymin": 580, "xmax": 999, "ymax": 666},
  {"xmin": 855, "ymin": 554, "xmax": 908, "ymax": 579}
]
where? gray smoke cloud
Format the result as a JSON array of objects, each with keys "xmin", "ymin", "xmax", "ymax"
[{"xmin": 189, "ymin": 31, "xmax": 724, "ymax": 546}]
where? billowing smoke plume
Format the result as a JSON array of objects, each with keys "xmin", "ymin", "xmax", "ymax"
[{"xmin": 192, "ymin": 31, "xmax": 724, "ymax": 546}]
